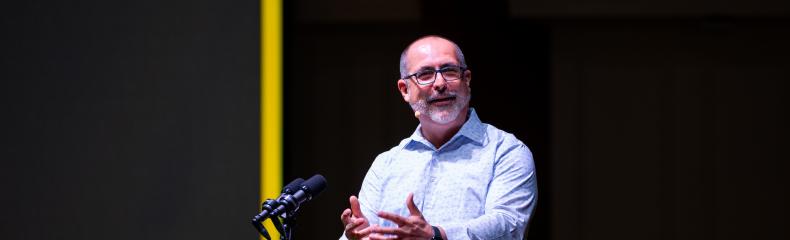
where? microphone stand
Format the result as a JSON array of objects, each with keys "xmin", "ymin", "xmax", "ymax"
[
  {"xmin": 251, "ymin": 199, "xmax": 276, "ymax": 240},
  {"xmin": 281, "ymin": 205, "xmax": 299, "ymax": 240},
  {"xmin": 252, "ymin": 199, "xmax": 299, "ymax": 240}
]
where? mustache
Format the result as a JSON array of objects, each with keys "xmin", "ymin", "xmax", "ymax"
[{"xmin": 426, "ymin": 92, "xmax": 458, "ymax": 102}]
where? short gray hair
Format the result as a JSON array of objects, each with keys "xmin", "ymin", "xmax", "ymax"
[{"xmin": 399, "ymin": 36, "xmax": 467, "ymax": 79}]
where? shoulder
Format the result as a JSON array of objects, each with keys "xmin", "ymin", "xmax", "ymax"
[
  {"xmin": 482, "ymin": 123, "xmax": 533, "ymax": 164},
  {"xmin": 482, "ymin": 123, "xmax": 527, "ymax": 148}
]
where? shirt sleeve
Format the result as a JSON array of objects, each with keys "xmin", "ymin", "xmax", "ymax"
[
  {"xmin": 339, "ymin": 152, "xmax": 389, "ymax": 240},
  {"xmin": 441, "ymin": 143, "xmax": 538, "ymax": 240}
]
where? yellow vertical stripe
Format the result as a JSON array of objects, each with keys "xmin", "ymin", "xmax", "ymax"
[{"xmin": 261, "ymin": 0, "xmax": 282, "ymax": 238}]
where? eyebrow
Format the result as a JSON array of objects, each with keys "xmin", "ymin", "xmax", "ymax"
[
  {"xmin": 416, "ymin": 63, "xmax": 461, "ymax": 71},
  {"xmin": 440, "ymin": 63, "xmax": 460, "ymax": 68}
]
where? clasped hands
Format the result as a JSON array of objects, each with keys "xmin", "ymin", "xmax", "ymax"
[{"xmin": 340, "ymin": 193, "xmax": 436, "ymax": 240}]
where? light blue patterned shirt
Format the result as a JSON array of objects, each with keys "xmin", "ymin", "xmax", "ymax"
[{"xmin": 341, "ymin": 108, "xmax": 537, "ymax": 240}]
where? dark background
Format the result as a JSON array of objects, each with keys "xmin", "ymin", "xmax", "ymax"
[{"xmin": 2, "ymin": 0, "xmax": 789, "ymax": 239}]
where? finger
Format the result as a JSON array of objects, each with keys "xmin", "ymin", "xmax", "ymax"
[
  {"xmin": 354, "ymin": 224, "xmax": 376, "ymax": 236},
  {"xmin": 345, "ymin": 223, "xmax": 367, "ymax": 239},
  {"xmin": 350, "ymin": 196, "xmax": 365, "ymax": 218},
  {"xmin": 372, "ymin": 226, "xmax": 406, "ymax": 236},
  {"xmin": 354, "ymin": 218, "xmax": 366, "ymax": 226},
  {"xmin": 368, "ymin": 232, "xmax": 397, "ymax": 240},
  {"xmin": 377, "ymin": 211, "xmax": 407, "ymax": 226},
  {"xmin": 344, "ymin": 219, "xmax": 363, "ymax": 232},
  {"xmin": 341, "ymin": 208, "xmax": 352, "ymax": 223},
  {"xmin": 367, "ymin": 233, "xmax": 385, "ymax": 240},
  {"xmin": 405, "ymin": 192, "xmax": 421, "ymax": 216}
]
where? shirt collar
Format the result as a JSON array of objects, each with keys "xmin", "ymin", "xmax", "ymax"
[{"xmin": 408, "ymin": 108, "xmax": 486, "ymax": 148}]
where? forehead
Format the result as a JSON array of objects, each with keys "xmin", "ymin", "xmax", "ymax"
[{"xmin": 405, "ymin": 38, "xmax": 459, "ymax": 71}]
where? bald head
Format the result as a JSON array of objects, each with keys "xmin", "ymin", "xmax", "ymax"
[{"xmin": 399, "ymin": 36, "xmax": 467, "ymax": 78}]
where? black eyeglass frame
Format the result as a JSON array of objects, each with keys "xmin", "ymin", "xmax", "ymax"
[{"xmin": 400, "ymin": 65, "xmax": 468, "ymax": 86}]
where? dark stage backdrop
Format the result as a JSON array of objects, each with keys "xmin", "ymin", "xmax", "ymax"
[
  {"xmin": 549, "ymin": 20, "xmax": 790, "ymax": 240},
  {"xmin": 1, "ymin": 0, "xmax": 260, "ymax": 239}
]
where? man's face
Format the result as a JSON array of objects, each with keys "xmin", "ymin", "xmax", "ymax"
[{"xmin": 400, "ymin": 38, "xmax": 471, "ymax": 125}]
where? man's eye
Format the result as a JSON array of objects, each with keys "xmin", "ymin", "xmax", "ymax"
[
  {"xmin": 416, "ymin": 71, "xmax": 435, "ymax": 80},
  {"xmin": 441, "ymin": 68, "xmax": 461, "ymax": 78}
]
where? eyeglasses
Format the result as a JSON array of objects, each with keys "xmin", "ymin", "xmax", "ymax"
[{"xmin": 401, "ymin": 65, "xmax": 467, "ymax": 86}]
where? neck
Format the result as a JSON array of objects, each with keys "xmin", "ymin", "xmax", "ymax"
[{"xmin": 419, "ymin": 107, "xmax": 469, "ymax": 149}]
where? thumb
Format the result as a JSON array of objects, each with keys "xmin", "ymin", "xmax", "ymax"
[
  {"xmin": 405, "ymin": 193, "xmax": 421, "ymax": 216},
  {"xmin": 350, "ymin": 196, "xmax": 365, "ymax": 218}
]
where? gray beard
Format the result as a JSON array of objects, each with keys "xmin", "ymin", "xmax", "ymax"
[{"xmin": 410, "ymin": 93, "xmax": 470, "ymax": 124}]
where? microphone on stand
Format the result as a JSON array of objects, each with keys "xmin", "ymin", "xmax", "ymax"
[
  {"xmin": 268, "ymin": 174, "xmax": 327, "ymax": 218},
  {"xmin": 251, "ymin": 178, "xmax": 304, "ymax": 239},
  {"xmin": 251, "ymin": 174, "xmax": 327, "ymax": 240},
  {"xmin": 252, "ymin": 178, "xmax": 305, "ymax": 222}
]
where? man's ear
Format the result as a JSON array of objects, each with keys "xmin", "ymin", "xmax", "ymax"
[
  {"xmin": 464, "ymin": 69, "xmax": 472, "ymax": 87},
  {"xmin": 397, "ymin": 79, "xmax": 410, "ymax": 101},
  {"xmin": 462, "ymin": 69, "xmax": 472, "ymax": 93}
]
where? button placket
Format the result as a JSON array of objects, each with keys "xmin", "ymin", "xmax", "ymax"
[{"xmin": 424, "ymin": 151, "xmax": 440, "ymax": 212}]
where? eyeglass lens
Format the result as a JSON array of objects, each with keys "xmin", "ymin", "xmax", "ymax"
[{"xmin": 415, "ymin": 67, "xmax": 462, "ymax": 83}]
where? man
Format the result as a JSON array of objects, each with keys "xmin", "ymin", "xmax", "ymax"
[{"xmin": 340, "ymin": 36, "xmax": 537, "ymax": 240}]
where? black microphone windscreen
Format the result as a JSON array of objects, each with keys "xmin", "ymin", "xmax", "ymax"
[
  {"xmin": 302, "ymin": 174, "xmax": 327, "ymax": 196},
  {"xmin": 282, "ymin": 178, "xmax": 305, "ymax": 194}
]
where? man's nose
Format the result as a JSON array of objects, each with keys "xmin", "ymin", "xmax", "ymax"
[{"xmin": 432, "ymin": 73, "xmax": 447, "ymax": 92}]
